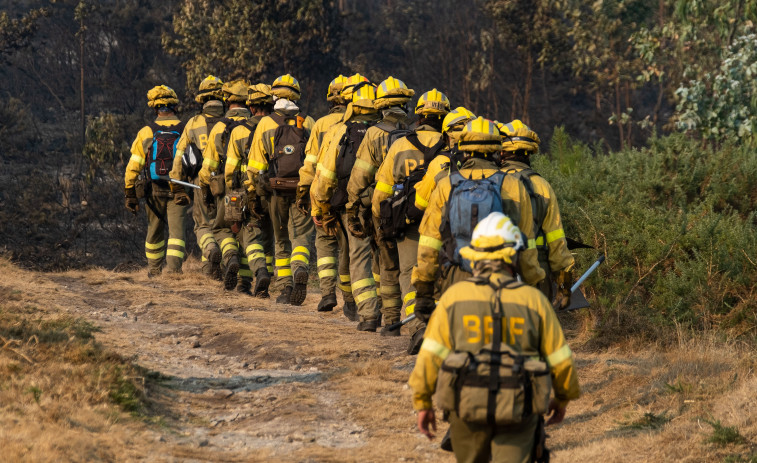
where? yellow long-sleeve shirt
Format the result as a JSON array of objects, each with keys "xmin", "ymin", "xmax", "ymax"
[
  {"xmin": 408, "ymin": 272, "xmax": 580, "ymax": 411},
  {"xmin": 246, "ymin": 109, "xmax": 315, "ymax": 194},
  {"xmin": 224, "ymin": 115, "xmax": 262, "ymax": 190},
  {"xmin": 345, "ymin": 117, "xmax": 406, "ymax": 213},
  {"xmin": 502, "ymin": 160, "xmax": 574, "ymax": 273},
  {"xmin": 197, "ymin": 107, "xmax": 251, "ymax": 187},
  {"xmin": 169, "ymin": 101, "xmax": 224, "ymax": 181},
  {"xmin": 412, "ymin": 150, "xmax": 463, "ymax": 212},
  {"xmin": 125, "ymin": 114, "xmax": 182, "ymax": 189},
  {"xmin": 411, "ymin": 157, "xmax": 545, "ymax": 286},
  {"xmin": 311, "ymin": 113, "xmax": 379, "ymax": 214},
  {"xmin": 298, "ymin": 106, "xmax": 346, "ymax": 189},
  {"xmin": 370, "ymin": 125, "xmax": 443, "ymax": 217}
]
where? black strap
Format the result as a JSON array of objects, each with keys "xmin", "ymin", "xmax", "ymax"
[
  {"xmin": 144, "ymin": 196, "xmax": 167, "ymax": 225},
  {"xmin": 488, "ymin": 283, "xmax": 504, "ymax": 427},
  {"xmin": 406, "ymin": 132, "xmax": 445, "ymax": 164}
]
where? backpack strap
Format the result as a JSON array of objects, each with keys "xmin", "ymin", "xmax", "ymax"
[
  {"xmin": 406, "ymin": 132, "xmax": 445, "ymax": 164},
  {"xmin": 375, "ymin": 120, "xmax": 397, "ymax": 133}
]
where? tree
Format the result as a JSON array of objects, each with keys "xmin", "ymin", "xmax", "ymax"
[{"xmin": 0, "ymin": 7, "xmax": 48, "ymax": 63}]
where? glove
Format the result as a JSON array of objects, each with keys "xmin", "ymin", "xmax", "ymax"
[
  {"xmin": 553, "ymin": 268, "xmax": 573, "ymax": 310},
  {"xmin": 170, "ymin": 182, "xmax": 190, "ymax": 206},
  {"xmin": 201, "ymin": 184, "xmax": 216, "ymax": 214},
  {"xmin": 124, "ymin": 187, "xmax": 139, "ymax": 214},
  {"xmin": 296, "ymin": 185, "xmax": 311, "ymax": 216},
  {"xmin": 322, "ymin": 213, "xmax": 339, "ymax": 236},
  {"xmin": 414, "ymin": 297, "xmax": 436, "ymax": 323},
  {"xmin": 363, "ymin": 209, "xmax": 375, "ymax": 238},
  {"xmin": 246, "ymin": 192, "xmax": 265, "ymax": 220},
  {"xmin": 313, "ymin": 215, "xmax": 323, "ymax": 227},
  {"xmin": 346, "ymin": 210, "xmax": 366, "ymax": 239}
]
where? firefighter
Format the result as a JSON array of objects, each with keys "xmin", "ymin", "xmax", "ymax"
[
  {"xmin": 411, "ymin": 106, "xmax": 476, "ymax": 217},
  {"xmin": 196, "ymin": 79, "xmax": 251, "ymax": 290},
  {"xmin": 246, "ymin": 74, "xmax": 316, "ymax": 305},
  {"xmin": 498, "ymin": 120, "xmax": 575, "ymax": 309},
  {"xmin": 296, "ymin": 75, "xmax": 352, "ymax": 312},
  {"xmin": 169, "ymin": 75, "xmax": 225, "ymax": 278},
  {"xmin": 223, "ymin": 83, "xmax": 275, "ymax": 296},
  {"xmin": 124, "ymin": 85, "xmax": 187, "ymax": 277},
  {"xmin": 409, "ymin": 117, "xmax": 545, "ymax": 355},
  {"xmin": 312, "ymin": 81, "xmax": 383, "ymax": 330},
  {"xmin": 409, "ymin": 211, "xmax": 580, "ymax": 463},
  {"xmin": 371, "ymin": 89, "xmax": 450, "ymax": 350},
  {"xmin": 345, "ymin": 76, "xmax": 415, "ymax": 334}
]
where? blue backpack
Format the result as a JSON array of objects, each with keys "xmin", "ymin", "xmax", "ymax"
[
  {"xmin": 442, "ymin": 170, "xmax": 506, "ymax": 273},
  {"xmin": 146, "ymin": 121, "xmax": 184, "ymax": 185}
]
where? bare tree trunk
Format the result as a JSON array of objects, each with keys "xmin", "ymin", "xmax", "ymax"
[{"xmin": 80, "ymin": 15, "xmax": 86, "ymax": 147}]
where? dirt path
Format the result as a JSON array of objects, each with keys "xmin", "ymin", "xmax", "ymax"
[{"xmin": 5, "ymin": 261, "xmax": 756, "ymax": 462}]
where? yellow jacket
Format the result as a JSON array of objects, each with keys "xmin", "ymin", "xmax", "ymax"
[
  {"xmin": 224, "ymin": 115, "xmax": 263, "ymax": 190},
  {"xmin": 346, "ymin": 117, "xmax": 406, "ymax": 213},
  {"xmin": 408, "ymin": 272, "xmax": 580, "ymax": 411},
  {"xmin": 246, "ymin": 109, "xmax": 315, "ymax": 194},
  {"xmin": 298, "ymin": 106, "xmax": 346, "ymax": 189},
  {"xmin": 412, "ymin": 150, "xmax": 463, "ymax": 212},
  {"xmin": 125, "ymin": 114, "xmax": 182, "ymax": 189},
  {"xmin": 169, "ymin": 101, "xmax": 224, "ymax": 181},
  {"xmin": 411, "ymin": 157, "xmax": 545, "ymax": 286},
  {"xmin": 311, "ymin": 113, "xmax": 379, "ymax": 215},
  {"xmin": 502, "ymin": 160, "xmax": 574, "ymax": 273},
  {"xmin": 197, "ymin": 107, "xmax": 251, "ymax": 187},
  {"xmin": 371, "ymin": 125, "xmax": 443, "ymax": 217}
]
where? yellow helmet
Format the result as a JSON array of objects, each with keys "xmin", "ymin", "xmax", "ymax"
[
  {"xmin": 374, "ymin": 76, "xmax": 415, "ymax": 109},
  {"xmin": 442, "ymin": 107, "xmax": 475, "ymax": 134},
  {"xmin": 459, "ymin": 212, "xmax": 524, "ymax": 264},
  {"xmin": 415, "ymin": 88, "xmax": 450, "ymax": 116},
  {"xmin": 499, "ymin": 119, "xmax": 541, "ymax": 153},
  {"xmin": 327, "ymin": 75, "xmax": 348, "ymax": 103},
  {"xmin": 247, "ymin": 83, "xmax": 273, "ymax": 106},
  {"xmin": 222, "ymin": 79, "xmax": 250, "ymax": 103},
  {"xmin": 271, "ymin": 74, "xmax": 301, "ymax": 101},
  {"xmin": 340, "ymin": 73, "xmax": 370, "ymax": 101},
  {"xmin": 458, "ymin": 117, "xmax": 501, "ymax": 153},
  {"xmin": 147, "ymin": 85, "xmax": 179, "ymax": 108},
  {"xmin": 352, "ymin": 82, "xmax": 377, "ymax": 109},
  {"xmin": 195, "ymin": 75, "xmax": 224, "ymax": 103}
]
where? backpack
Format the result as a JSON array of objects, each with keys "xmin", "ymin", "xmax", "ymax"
[
  {"xmin": 268, "ymin": 112, "xmax": 308, "ymax": 192},
  {"xmin": 504, "ymin": 167, "xmax": 547, "ymax": 252},
  {"xmin": 441, "ymin": 170, "xmax": 506, "ymax": 273},
  {"xmin": 374, "ymin": 120, "xmax": 413, "ymax": 155},
  {"xmin": 146, "ymin": 121, "xmax": 185, "ymax": 187},
  {"xmin": 182, "ymin": 114, "xmax": 222, "ymax": 180},
  {"xmin": 330, "ymin": 120, "xmax": 374, "ymax": 208},
  {"xmin": 378, "ymin": 132, "xmax": 444, "ymax": 239},
  {"xmin": 435, "ymin": 279, "xmax": 551, "ymax": 426}
]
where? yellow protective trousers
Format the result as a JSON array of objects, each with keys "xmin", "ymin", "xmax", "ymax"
[
  {"xmin": 144, "ymin": 187, "xmax": 187, "ymax": 274},
  {"xmin": 270, "ymin": 194, "xmax": 315, "ymax": 288},
  {"xmin": 340, "ymin": 211, "xmax": 381, "ymax": 322}
]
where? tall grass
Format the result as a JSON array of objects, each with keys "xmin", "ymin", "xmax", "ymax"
[{"xmin": 535, "ymin": 129, "xmax": 757, "ymax": 343}]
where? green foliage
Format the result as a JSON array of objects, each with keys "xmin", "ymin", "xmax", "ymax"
[
  {"xmin": 164, "ymin": 0, "xmax": 342, "ymax": 112},
  {"xmin": 26, "ymin": 385, "xmax": 42, "ymax": 405},
  {"xmin": 0, "ymin": 7, "xmax": 49, "ymax": 62},
  {"xmin": 536, "ymin": 128, "xmax": 757, "ymax": 341},
  {"xmin": 83, "ymin": 113, "xmax": 132, "ymax": 182},
  {"xmin": 676, "ymin": 31, "xmax": 757, "ymax": 144},
  {"xmin": 108, "ymin": 366, "xmax": 143, "ymax": 413},
  {"xmin": 706, "ymin": 419, "xmax": 746, "ymax": 446},
  {"xmin": 724, "ymin": 453, "xmax": 757, "ymax": 463},
  {"xmin": 0, "ymin": 96, "xmax": 37, "ymax": 150}
]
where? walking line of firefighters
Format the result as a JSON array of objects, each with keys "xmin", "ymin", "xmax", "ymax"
[{"xmin": 124, "ymin": 74, "xmax": 580, "ymax": 462}]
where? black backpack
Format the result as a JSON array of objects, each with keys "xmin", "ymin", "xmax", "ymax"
[
  {"xmin": 269, "ymin": 112, "xmax": 308, "ymax": 192},
  {"xmin": 331, "ymin": 120, "xmax": 375, "ymax": 208},
  {"xmin": 378, "ymin": 132, "xmax": 444, "ymax": 239},
  {"xmin": 182, "ymin": 114, "xmax": 222, "ymax": 180},
  {"xmin": 146, "ymin": 121, "xmax": 185, "ymax": 187}
]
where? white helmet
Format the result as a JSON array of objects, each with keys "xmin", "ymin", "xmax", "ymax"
[{"xmin": 459, "ymin": 212, "xmax": 524, "ymax": 264}]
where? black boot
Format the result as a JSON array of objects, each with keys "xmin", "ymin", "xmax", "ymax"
[
  {"xmin": 380, "ymin": 319, "xmax": 401, "ymax": 337},
  {"xmin": 276, "ymin": 286, "xmax": 293, "ymax": 304},
  {"xmin": 208, "ymin": 247, "xmax": 223, "ymax": 281},
  {"xmin": 290, "ymin": 267, "xmax": 309, "ymax": 306},
  {"xmin": 223, "ymin": 254, "xmax": 239, "ymax": 291},
  {"xmin": 237, "ymin": 277, "xmax": 252, "ymax": 295},
  {"xmin": 356, "ymin": 318, "xmax": 379, "ymax": 332},
  {"xmin": 407, "ymin": 326, "xmax": 425, "ymax": 355},
  {"xmin": 253, "ymin": 268, "xmax": 270, "ymax": 298},
  {"xmin": 317, "ymin": 292, "xmax": 338, "ymax": 312},
  {"xmin": 342, "ymin": 301, "xmax": 358, "ymax": 321}
]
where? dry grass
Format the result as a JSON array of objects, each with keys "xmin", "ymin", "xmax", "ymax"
[{"xmin": 0, "ymin": 257, "xmax": 755, "ymax": 461}]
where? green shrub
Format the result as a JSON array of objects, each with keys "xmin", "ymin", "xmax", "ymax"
[{"xmin": 535, "ymin": 128, "xmax": 757, "ymax": 342}]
